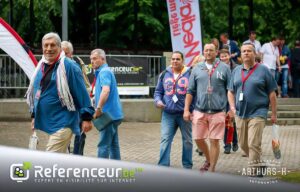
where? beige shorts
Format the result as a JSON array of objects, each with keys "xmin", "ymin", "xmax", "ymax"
[{"xmin": 192, "ymin": 111, "xmax": 226, "ymax": 140}]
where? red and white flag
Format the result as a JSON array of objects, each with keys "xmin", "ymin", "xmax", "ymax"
[{"xmin": 166, "ymin": 0, "xmax": 202, "ymax": 66}]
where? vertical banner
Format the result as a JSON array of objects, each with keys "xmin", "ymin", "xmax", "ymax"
[{"xmin": 166, "ymin": 0, "xmax": 202, "ymax": 66}]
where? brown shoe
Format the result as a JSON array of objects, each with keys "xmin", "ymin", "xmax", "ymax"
[{"xmin": 200, "ymin": 161, "xmax": 210, "ymax": 171}]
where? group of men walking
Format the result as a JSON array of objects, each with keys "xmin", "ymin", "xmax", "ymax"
[
  {"xmin": 27, "ymin": 31, "xmax": 278, "ymax": 177},
  {"xmin": 155, "ymin": 42, "xmax": 277, "ymax": 175}
]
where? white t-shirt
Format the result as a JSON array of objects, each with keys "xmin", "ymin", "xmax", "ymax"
[
  {"xmin": 205, "ymin": 62, "xmax": 213, "ymax": 70},
  {"xmin": 260, "ymin": 42, "xmax": 279, "ymax": 70},
  {"xmin": 243, "ymin": 39, "xmax": 261, "ymax": 53}
]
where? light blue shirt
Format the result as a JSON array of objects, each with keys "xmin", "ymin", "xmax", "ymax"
[{"xmin": 94, "ymin": 64, "xmax": 123, "ymax": 120}]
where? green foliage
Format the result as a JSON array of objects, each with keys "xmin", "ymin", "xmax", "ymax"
[
  {"xmin": 279, "ymin": 171, "xmax": 300, "ymax": 183},
  {"xmin": 97, "ymin": 0, "xmax": 168, "ymax": 49},
  {"xmin": 0, "ymin": 0, "xmax": 61, "ymax": 47},
  {"xmin": 0, "ymin": 0, "xmax": 300, "ymax": 51}
]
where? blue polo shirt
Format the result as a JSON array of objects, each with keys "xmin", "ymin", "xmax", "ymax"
[
  {"xmin": 228, "ymin": 64, "xmax": 277, "ymax": 119},
  {"xmin": 94, "ymin": 64, "xmax": 123, "ymax": 120}
]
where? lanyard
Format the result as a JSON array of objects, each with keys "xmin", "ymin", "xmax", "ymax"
[
  {"xmin": 40, "ymin": 54, "xmax": 61, "ymax": 87},
  {"xmin": 270, "ymin": 42, "xmax": 276, "ymax": 55},
  {"xmin": 172, "ymin": 67, "xmax": 184, "ymax": 94},
  {"xmin": 208, "ymin": 61, "xmax": 220, "ymax": 79},
  {"xmin": 207, "ymin": 61, "xmax": 220, "ymax": 87},
  {"xmin": 241, "ymin": 63, "xmax": 259, "ymax": 91},
  {"xmin": 90, "ymin": 77, "xmax": 96, "ymax": 97}
]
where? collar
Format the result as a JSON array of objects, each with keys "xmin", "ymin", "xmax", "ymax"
[
  {"xmin": 95, "ymin": 63, "xmax": 108, "ymax": 76},
  {"xmin": 201, "ymin": 59, "xmax": 219, "ymax": 69},
  {"xmin": 242, "ymin": 63, "xmax": 256, "ymax": 71}
]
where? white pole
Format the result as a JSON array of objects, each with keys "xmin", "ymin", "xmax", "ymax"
[{"xmin": 62, "ymin": 0, "xmax": 68, "ymax": 40}]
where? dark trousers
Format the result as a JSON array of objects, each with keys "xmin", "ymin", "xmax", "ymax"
[{"xmin": 73, "ymin": 120, "xmax": 86, "ymax": 155}]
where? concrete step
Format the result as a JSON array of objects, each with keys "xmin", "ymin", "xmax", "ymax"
[
  {"xmin": 268, "ymin": 111, "xmax": 300, "ymax": 118},
  {"xmin": 266, "ymin": 118, "xmax": 300, "ymax": 126},
  {"xmin": 276, "ymin": 105, "xmax": 300, "ymax": 111},
  {"xmin": 277, "ymin": 98, "xmax": 300, "ymax": 105}
]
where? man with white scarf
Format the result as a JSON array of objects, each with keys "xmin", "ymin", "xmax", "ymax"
[{"xmin": 27, "ymin": 32, "xmax": 94, "ymax": 153}]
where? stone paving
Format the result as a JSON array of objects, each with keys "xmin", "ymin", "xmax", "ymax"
[{"xmin": 0, "ymin": 122, "xmax": 299, "ymax": 175}]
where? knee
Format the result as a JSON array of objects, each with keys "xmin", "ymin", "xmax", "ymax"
[{"xmin": 209, "ymin": 139, "xmax": 219, "ymax": 145}]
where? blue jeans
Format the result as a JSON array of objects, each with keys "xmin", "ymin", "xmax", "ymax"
[
  {"xmin": 280, "ymin": 68, "xmax": 289, "ymax": 97},
  {"xmin": 158, "ymin": 111, "xmax": 193, "ymax": 168},
  {"xmin": 293, "ymin": 77, "xmax": 300, "ymax": 98},
  {"xmin": 97, "ymin": 119, "xmax": 122, "ymax": 160}
]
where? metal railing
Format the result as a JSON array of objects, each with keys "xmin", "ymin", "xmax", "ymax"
[{"xmin": 0, "ymin": 54, "xmax": 165, "ymax": 98}]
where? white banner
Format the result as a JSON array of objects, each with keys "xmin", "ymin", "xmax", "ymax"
[{"xmin": 166, "ymin": 0, "xmax": 202, "ymax": 66}]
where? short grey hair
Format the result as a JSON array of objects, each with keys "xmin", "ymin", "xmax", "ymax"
[
  {"xmin": 241, "ymin": 42, "xmax": 256, "ymax": 53},
  {"xmin": 61, "ymin": 41, "xmax": 73, "ymax": 53},
  {"xmin": 42, "ymin": 32, "xmax": 61, "ymax": 47},
  {"xmin": 91, "ymin": 49, "xmax": 106, "ymax": 61}
]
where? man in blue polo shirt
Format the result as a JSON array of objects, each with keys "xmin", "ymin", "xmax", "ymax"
[
  {"xmin": 91, "ymin": 49, "xmax": 123, "ymax": 160},
  {"xmin": 228, "ymin": 43, "xmax": 277, "ymax": 176}
]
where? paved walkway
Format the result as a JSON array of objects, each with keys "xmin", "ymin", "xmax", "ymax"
[{"xmin": 0, "ymin": 122, "xmax": 299, "ymax": 175}]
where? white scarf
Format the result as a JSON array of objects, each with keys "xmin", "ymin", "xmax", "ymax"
[{"xmin": 25, "ymin": 52, "xmax": 76, "ymax": 113}]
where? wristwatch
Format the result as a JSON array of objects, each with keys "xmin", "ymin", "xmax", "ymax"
[{"xmin": 96, "ymin": 107, "xmax": 102, "ymax": 113}]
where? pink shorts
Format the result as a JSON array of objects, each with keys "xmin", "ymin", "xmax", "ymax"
[{"xmin": 192, "ymin": 110, "xmax": 226, "ymax": 140}]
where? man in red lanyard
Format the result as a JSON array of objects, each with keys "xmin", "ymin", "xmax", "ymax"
[
  {"xmin": 228, "ymin": 43, "xmax": 278, "ymax": 177},
  {"xmin": 184, "ymin": 44, "xmax": 231, "ymax": 172},
  {"xmin": 154, "ymin": 51, "xmax": 193, "ymax": 169}
]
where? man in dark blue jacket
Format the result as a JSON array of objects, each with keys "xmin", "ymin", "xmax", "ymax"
[
  {"xmin": 154, "ymin": 51, "xmax": 193, "ymax": 169},
  {"xmin": 220, "ymin": 33, "xmax": 240, "ymax": 63}
]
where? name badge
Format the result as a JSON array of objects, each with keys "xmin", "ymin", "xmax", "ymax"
[
  {"xmin": 35, "ymin": 89, "xmax": 41, "ymax": 100},
  {"xmin": 239, "ymin": 92, "xmax": 244, "ymax": 101},
  {"xmin": 172, "ymin": 95, "xmax": 178, "ymax": 103}
]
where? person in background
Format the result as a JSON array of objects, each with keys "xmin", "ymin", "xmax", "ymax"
[
  {"xmin": 291, "ymin": 40, "xmax": 300, "ymax": 97},
  {"xmin": 61, "ymin": 41, "xmax": 91, "ymax": 155},
  {"xmin": 220, "ymin": 33, "xmax": 240, "ymax": 63},
  {"xmin": 91, "ymin": 48, "xmax": 124, "ymax": 159},
  {"xmin": 243, "ymin": 31, "xmax": 262, "ymax": 54},
  {"xmin": 278, "ymin": 36, "xmax": 291, "ymax": 98},
  {"xmin": 219, "ymin": 49, "xmax": 239, "ymax": 154},
  {"xmin": 260, "ymin": 37, "xmax": 281, "ymax": 79}
]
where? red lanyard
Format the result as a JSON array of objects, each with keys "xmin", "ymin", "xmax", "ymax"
[
  {"xmin": 90, "ymin": 77, "xmax": 96, "ymax": 97},
  {"xmin": 40, "ymin": 54, "xmax": 61, "ymax": 87},
  {"xmin": 270, "ymin": 42, "xmax": 276, "ymax": 55},
  {"xmin": 241, "ymin": 63, "xmax": 259, "ymax": 91},
  {"xmin": 172, "ymin": 67, "xmax": 184, "ymax": 94},
  {"xmin": 208, "ymin": 61, "xmax": 220, "ymax": 79}
]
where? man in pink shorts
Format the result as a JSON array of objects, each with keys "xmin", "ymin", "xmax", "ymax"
[{"xmin": 184, "ymin": 43, "xmax": 231, "ymax": 172}]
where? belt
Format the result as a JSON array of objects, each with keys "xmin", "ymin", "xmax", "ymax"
[{"xmin": 199, "ymin": 109, "xmax": 224, "ymax": 114}]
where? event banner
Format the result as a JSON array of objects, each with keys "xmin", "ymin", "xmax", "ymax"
[
  {"xmin": 166, "ymin": 0, "xmax": 202, "ymax": 66},
  {"xmin": 106, "ymin": 57, "xmax": 149, "ymax": 95}
]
